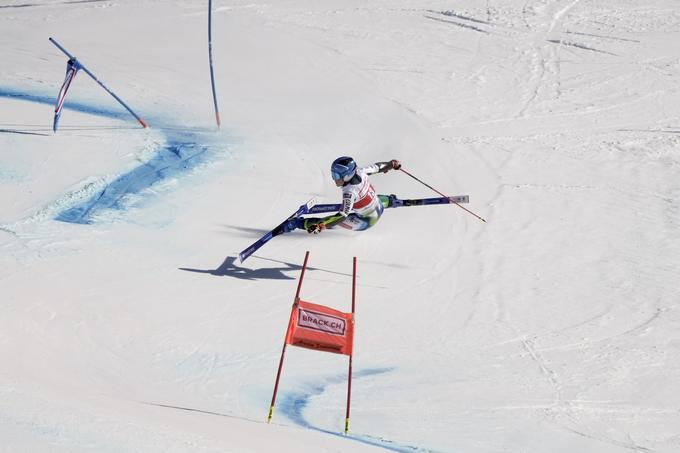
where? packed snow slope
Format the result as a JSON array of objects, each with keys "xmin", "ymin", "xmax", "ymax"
[{"xmin": 2, "ymin": 1, "xmax": 680, "ymax": 452}]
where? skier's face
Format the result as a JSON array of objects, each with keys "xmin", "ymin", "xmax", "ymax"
[{"xmin": 334, "ymin": 178, "xmax": 344, "ymax": 187}]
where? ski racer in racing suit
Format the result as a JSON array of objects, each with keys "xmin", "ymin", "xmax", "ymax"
[{"xmin": 288, "ymin": 156, "xmax": 401, "ymax": 234}]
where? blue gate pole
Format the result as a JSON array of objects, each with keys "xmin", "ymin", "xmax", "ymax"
[
  {"xmin": 49, "ymin": 37, "xmax": 148, "ymax": 128},
  {"xmin": 208, "ymin": 0, "xmax": 221, "ymax": 128}
]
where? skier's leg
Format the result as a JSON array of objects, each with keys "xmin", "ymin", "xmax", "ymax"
[
  {"xmin": 297, "ymin": 213, "xmax": 373, "ymax": 232},
  {"xmin": 281, "ymin": 217, "xmax": 302, "ymax": 233},
  {"xmin": 341, "ymin": 200, "xmax": 385, "ymax": 230},
  {"xmin": 290, "ymin": 206, "xmax": 386, "ymax": 233},
  {"xmin": 336, "ymin": 211, "xmax": 383, "ymax": 231},
  {"xmin": 337, "ymin": 215, "xmax": 369, "ymax": 231},
  {"xmin": 302, "ymin": 214, "xmax": 345, "ymax": 231}
]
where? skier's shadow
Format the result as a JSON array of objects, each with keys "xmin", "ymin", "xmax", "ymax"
[{"xmin": 179, "ymin": 256, "xmax": 336, "ymax": 281}]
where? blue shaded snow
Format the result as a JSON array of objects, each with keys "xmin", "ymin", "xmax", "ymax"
[
  {"xmin": 278, "ymin": 367, "xmax": 440, "ymax": 453},
  {"xmin": 56, "ymin": 134, "xmax": 213, "ymax": 224},
  {"xmin": 0, "ymin": 86, "xmax": 130, "ymax": 121},
  {"xmin": 1, "ymin": 86, "xmax": 225, "ymax": 224}
]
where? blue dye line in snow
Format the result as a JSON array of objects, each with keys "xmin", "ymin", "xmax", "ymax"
[
  {"xmin": 0, "ymin": 86, "xmax": 130, "ymax": 120},
  {"xmin": 1, "ymin": 86, "xmax": 223, "ymax": 224},
  {"xmin": 278, "ymin": 367, "xmax": 440, "ymax": 453},
  {"xmin": 56, "ymin": 141, "xmax": 210, "ymax": 223}
]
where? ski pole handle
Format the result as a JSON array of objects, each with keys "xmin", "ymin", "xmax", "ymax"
[{"xmin": 399, "ymin": 168, "xmax": 486, "ymax": 223}]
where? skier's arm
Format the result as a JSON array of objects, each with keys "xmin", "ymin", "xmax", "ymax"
[
  {"xmin": 306, "ymin": 191, "xmax": 356, "ymax": 233},
  {"xmin": 364, "ymin": 159, "xmax": 401, "ymax": 175},
  {"xmin": 322, "ymin": 191, "xmax": 355, "ymax": 228},
  {"xmin": 323, "ymin": 191, "xmax": 355, "ymax": 227},
  {"xmin": 306, "ymin": 197, "xmax": 351, "ymax": 233}
]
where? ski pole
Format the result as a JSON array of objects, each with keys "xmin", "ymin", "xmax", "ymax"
[
  {"xmin": 49, "ymin": 37, "xmax": 148, "ymax": 128},
  {"xmin": 399, "ymin": 168, "xmax": 486, "ymax": 223}
]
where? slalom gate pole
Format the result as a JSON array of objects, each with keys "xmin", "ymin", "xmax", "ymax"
[
  {"xmin": 267, "ymin": 251, "xmax": 310, "ymax": 423},
  {"xmin": 399, "ymin": 168, "xmax": 486, "ymax": 223},
  {"xmin": 207, "ymin": 0, "xmax": 221, "ymax": 127},
  {"xmin": 344, "ymin": 256, "xmax": 357, "ymax": 435},
  {"xmin": 48, "ymin": 37, "xmax": 148, "ymax": 128}
]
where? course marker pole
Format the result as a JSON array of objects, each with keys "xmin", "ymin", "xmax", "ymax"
[
  {"xmin": 344, "ymin": 256, "xmax": 357, "ymax": 435},
  {"xmin": 208, "ymin": 0, "xmax": 221, "ymax": 127},
  {"xmin": 267, "ymin": 251, "xmax": 310, "ymax": 423},
  {"xmin": 48, "ymin": 37, "xmax": 148, "ymax": 128}
]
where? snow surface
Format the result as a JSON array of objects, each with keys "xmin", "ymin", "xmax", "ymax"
[{"xmin": 2, "ymin": 1, "xmax": 680, "ymax": 452}]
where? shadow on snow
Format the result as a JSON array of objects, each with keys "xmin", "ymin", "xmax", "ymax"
[
  {"xmin": 179, "ymin": 255, "xmax": 351, "ymax": 281},
  {"xmin": 180, "ymin": 256, "xmax": 301, "ymax": 281}
]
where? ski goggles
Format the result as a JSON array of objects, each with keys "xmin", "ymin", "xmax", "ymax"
[
  {"xmin": 331, "ymin": 170, "xmax": 345, "ymax": 180},
  {"xmin": 331, "ymin": 167, "xmax": 356, "ymax": 181}
]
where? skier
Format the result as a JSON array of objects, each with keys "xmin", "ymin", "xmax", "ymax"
[{"xmin": 285, "ymin": 156, "xmax": 402, "ymax": 234}]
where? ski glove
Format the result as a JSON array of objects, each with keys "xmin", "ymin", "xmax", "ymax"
[
  {"xmin": 378, "ymin": 160, "xmax": 402, "ymax": 173},
  {"xmin": 307, "ymin": 222, "xmax": 326, "ymax": 234}
]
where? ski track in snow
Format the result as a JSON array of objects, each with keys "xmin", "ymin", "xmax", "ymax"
[
  {"xmin": 546, "ymin": 39, "xmax": 619, "ymax": 56},
  {"xmin": 424, "ymin": 15, "xmax": 490, "ymax": 34},
  {"xmin": 278, "ymin": 367, "xmax": 441, "ymax": 453},
  {"xmin": 0, "ymin": 86, "xmax": 225, "ymax": 225}
]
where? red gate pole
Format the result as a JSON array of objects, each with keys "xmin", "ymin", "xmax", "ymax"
[
  {"xmin": 267, "ymin": 251, "xmax": 310, "ymax": 423},
  {"xmin": 344, "ymin": 256, "xmax": 357, "ymax": 434}
]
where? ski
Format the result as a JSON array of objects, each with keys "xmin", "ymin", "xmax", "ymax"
[
  {"xmin": 238, "ymin": 198, "xmax": 316, "ymax": 263},
  {"xmin": 239, "ymin": 195, "xmax": 467, "ymax": 262},
  {"xmin": 307, "ymin": 195, "xmax": 469, "ymax": 214},
  {"xmin": 391, "ymin": 195, "xmax": 469, "ymax": 207}
]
